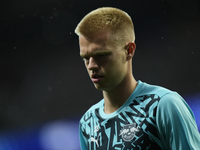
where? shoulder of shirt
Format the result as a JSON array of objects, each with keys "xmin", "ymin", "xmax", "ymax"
[
  {"xmin": 137, "ymin": 80, "xmax": 174, "ymax": 98},
  {"xmin": 79, "ymin": 99, "xmax": 104, "ymax": 124},
  {"xmin": 139, "ymin": 81, "xmax": 186, "ymax": 111}
]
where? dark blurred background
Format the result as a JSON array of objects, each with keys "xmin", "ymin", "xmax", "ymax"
[{"xmin": 0, "ymin": 0, "xmax": 200, "ymax": 149}]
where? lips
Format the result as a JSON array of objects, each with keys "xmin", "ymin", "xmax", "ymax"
[{"xmin": 91, "ymin": 74, "xmax": 104, "ymax": 83}]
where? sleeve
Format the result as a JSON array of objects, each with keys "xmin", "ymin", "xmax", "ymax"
[
  {"xmin": 79, "ymin": 121, "xmax": 88, "ymax": 150},
  {"xmin": 156, "ymin": 92, "xmax": 200, "ymax": 150}
]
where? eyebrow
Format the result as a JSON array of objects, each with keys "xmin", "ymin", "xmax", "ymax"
[{"xmin": 80, "ymin": 49, "xmax": 112, "ymax": 58}]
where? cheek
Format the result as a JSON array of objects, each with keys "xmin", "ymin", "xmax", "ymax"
[{"xmin": 107, "ymin": 62, "xmax": 125, "ymax": 78}]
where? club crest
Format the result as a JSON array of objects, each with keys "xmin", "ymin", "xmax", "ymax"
[{"xmin": 119, "ymin": 123, "xmax": 139, "ymax": 142}]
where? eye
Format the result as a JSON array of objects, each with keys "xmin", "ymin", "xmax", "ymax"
[
  {"xmin": 97, "ymin": 53, "xmax": 108, "ymax": 58},
  {"xmin": 82, "ymin": 57, "xmax": 90, "ymax": 63},
  {"xmin": 84, "ymin": 57, "xmax": 90, "ymax": 60},
  {"xmin": 98, "ymin": 54, "xmax": 105, "ymax": 57}
]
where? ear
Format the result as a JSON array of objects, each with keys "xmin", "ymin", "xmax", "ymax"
[{"xmin": 126, "ymin": 42, "xmax": 136, "ymax": 61}]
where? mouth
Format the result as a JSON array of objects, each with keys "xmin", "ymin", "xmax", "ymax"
[{"xmin": 91, "ymin": 74, "xmax": 104, "ymax": 83}]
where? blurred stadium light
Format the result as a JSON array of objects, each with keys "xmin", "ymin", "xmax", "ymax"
[{"xmin": 0, "ymin": 120, "xmax": 80, "ymax": 150}]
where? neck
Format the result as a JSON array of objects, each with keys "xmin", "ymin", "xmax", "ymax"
[{"xmin": 102, "ymin": 75, "xmax": 137, "ymax": 114}]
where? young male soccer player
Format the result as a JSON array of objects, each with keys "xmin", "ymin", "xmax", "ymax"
[{"xmin": 75, "ymin": 7, "xmax": 200, "ymax": 150}]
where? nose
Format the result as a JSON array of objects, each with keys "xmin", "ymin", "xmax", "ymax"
[{"xmin": 87, "ymin": 57, "xmax": 99, "ymax": 71}]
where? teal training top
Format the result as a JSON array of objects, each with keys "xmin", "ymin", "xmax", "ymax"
[{"xmin": 79, "ymin": 80, "xmax": 200, "ymax": 150}]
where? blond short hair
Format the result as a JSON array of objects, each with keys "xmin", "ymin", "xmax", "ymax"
[{"xmin": 75, "ymin": 7, "xmax": 135, "ymax": 46}]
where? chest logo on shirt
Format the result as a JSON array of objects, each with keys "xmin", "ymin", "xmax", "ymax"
[
  {"xmin": 119, "ymin": 123, "xmax": 139, "ymax": 142},
  {"xmin": 91, "ymin": 134, "xmax": 100, "ymax": 147},
  {"xmin": 90, "ymin": 125, "xmax": 100, "ymax": 147}
]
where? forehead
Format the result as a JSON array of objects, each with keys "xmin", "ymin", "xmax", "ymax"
[{"xmin": 79, "ymin": 34, "xmax": 113, "ymax": 57}]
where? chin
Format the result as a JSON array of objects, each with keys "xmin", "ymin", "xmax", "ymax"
[
  {"xmin": 94, "ymin": 84, "xmax": 105, "ymax": 91},
  {"xmin": 94, "ymin": 85, "xmax": 103, "ymax": 90},
  {"xmin": 94, "ymin": 84, "xmax": 113, "ymax": 92}
]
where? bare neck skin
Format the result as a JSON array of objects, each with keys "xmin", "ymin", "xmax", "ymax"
[{"xmin": 103, "ymin": 74, "xmax": 137, "ymax": 114}]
